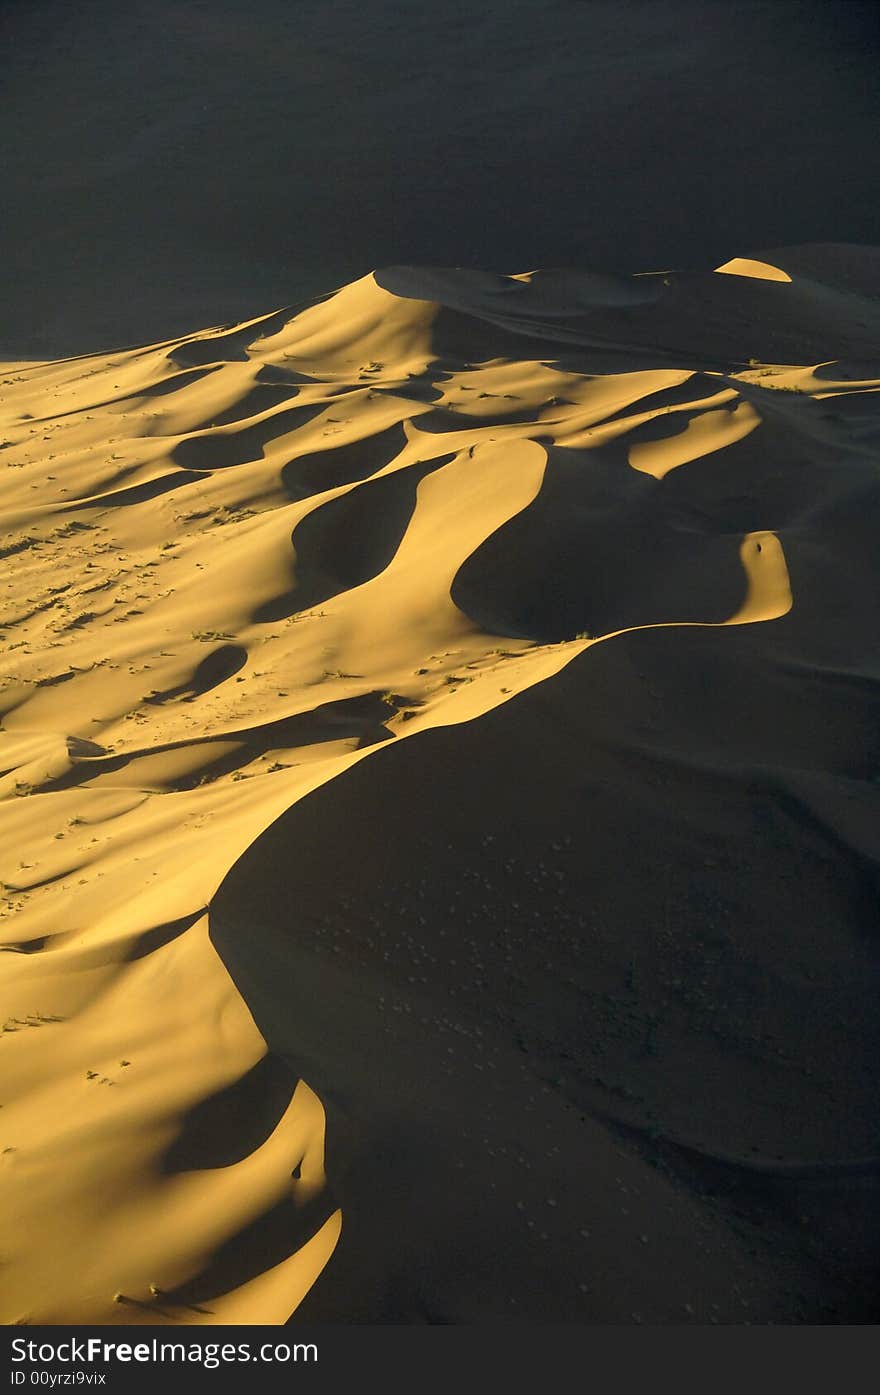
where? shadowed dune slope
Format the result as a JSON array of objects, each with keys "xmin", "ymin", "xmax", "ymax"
[
  {"xmin": 1, "ymin": 248, "xmax": 879, "ymax": 1323},
  {"xmin": 214, "ymin": 620, "xmax": 880, "ymax": 1323}
]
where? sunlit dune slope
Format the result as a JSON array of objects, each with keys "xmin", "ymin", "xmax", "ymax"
[{"xmin": 1, "ymin": 248, "xmax": 879, "ymax": 1323}]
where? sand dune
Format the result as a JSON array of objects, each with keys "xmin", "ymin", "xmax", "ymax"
[{"xmin": 1, "ymin": 248, "xmax": 878, "ymax": 1323}]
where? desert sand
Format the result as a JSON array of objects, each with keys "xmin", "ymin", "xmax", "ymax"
[{"xmin": 1, "ymin": 247, "xmax": 879, "ymax": 1324}]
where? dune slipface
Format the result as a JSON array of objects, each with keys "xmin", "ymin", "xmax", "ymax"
[{"xmin": 1, "ymin": 251, "xmax": 878, "ymax": 1324}]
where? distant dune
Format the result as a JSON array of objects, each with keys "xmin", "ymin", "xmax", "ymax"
[{"xmin": 1, "ymin": 249, "xmax": 878, "ymax": 1323}]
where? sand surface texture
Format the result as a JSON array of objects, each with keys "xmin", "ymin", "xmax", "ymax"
[{"xmin": 1, "ymin": 249, "xmax": 878, "ymax": 1323}]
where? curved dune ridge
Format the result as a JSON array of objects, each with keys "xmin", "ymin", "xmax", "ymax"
[{"xmin": 1, "ymin": 248, "xmax": 879, "ymax": 1323}]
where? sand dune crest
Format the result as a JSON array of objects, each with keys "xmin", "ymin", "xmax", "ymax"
[{"xmin": 2, "ymin": 249, "xmax": 878, "ymax": 1322}]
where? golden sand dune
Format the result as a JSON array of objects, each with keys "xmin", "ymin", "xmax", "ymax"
[{"xmin": 1, "ymin": 249, "xmax": 878, "ymax": 1323}]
